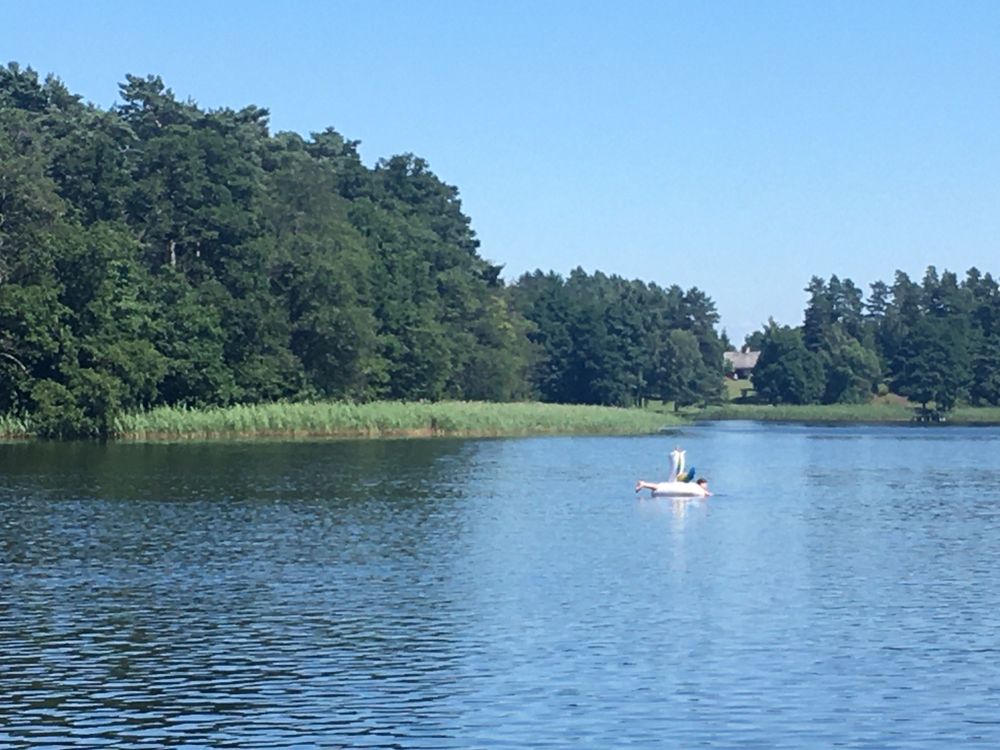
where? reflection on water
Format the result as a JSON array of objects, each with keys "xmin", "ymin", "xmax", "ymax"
[{"xmin": 3, "ymin": 425, "xmax": 1000, "ymax": 747}]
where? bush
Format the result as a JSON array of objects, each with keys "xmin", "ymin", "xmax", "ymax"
[
  {"xmin": 28, "ymin": 371, "xmax": 124, "ymax": 439},
  {"xmin": 29, "ymin": 380, "xmax": 90, "ymax": 439}
]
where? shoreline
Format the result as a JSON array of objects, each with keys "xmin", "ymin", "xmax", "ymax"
[
  {"xmin": 2, "ymin": 400, "xmax": 684, "ymax": 441},
  {"xmin": 696, "ymin": 403, "xmax": 1000, "ymax": 426},
  {"xmin": 6, "ymin": 400, "xmax": 1000, "ymax": 441}
]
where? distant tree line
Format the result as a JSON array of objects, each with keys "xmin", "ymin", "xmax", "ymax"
[
  {"xmin": 0, "ymin": 64, "xmax": 726, "ymax": 437},
  {"xmin": 749, "ymin": 269, "xmax": 1000, "ymax": 411}
]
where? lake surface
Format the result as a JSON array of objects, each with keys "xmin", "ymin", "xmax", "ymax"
[{"xmin": 3, "ymin": 422, "xmax": 1000, "ymax": 748}]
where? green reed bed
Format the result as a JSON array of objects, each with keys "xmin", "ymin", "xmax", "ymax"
[
  {"xmin": 115, "ymin": 400, "xmax": 681, "ymax": 440},
  {"xmin": 0, "ymin": 413, "xmax": 31, "ymax": 439}
]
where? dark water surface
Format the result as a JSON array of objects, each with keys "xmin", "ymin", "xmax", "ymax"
[{"xmin": 3, "ymin": 422, "xmax": 1000, "ymax": 748}]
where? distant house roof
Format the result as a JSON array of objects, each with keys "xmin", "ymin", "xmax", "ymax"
[{"xmin": 724, "ymin": 350, "xmax": 760, "ymax": 370}]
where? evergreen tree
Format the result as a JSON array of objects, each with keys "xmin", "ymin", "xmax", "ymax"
[
  {"xmin": 893, "ymin": 316, "xmax": 969, "ymax": 411},
  {"xmin": 969, "ymin": 333, "xmax": 1000, "ymax": 406}
]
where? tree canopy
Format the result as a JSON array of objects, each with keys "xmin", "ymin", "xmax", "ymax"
[
  {"xmin": 750, "ymin": 267, "xmax": 1000, "ymax": 412},
  {"xmin": 0, "ymin": 64, "xmax": 727, "ymax": 436}
]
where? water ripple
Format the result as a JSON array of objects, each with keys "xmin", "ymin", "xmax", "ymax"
[{"xmin": 3, "ymin": 431, "xmax": 1000, "ymax": 747}]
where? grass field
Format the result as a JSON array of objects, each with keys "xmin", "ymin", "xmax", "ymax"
[
  {"xmin": 724, "ymin": 378, "xmax": 755, "ymax": 401},
  {"xmin": 946, "ymin": 406, "xmax": 1000, "ymax": 424}
]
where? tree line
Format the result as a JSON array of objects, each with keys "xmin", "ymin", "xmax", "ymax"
[
  {"xmin": 750, "ymin": 269, "xmax": 1000, "ymax": 411},
  {"xmin": 0, "ymin": 64, "xmax": 726, "ymax": 437}
]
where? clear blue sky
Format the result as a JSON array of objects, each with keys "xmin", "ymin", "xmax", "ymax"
[{"xmin": 5, "ymin": 1, "xmax": 1000, "ymax": 343}]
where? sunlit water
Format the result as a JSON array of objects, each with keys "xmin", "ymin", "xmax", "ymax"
[{"xmin": 3, "ymin": 422, "xmax": 1000, "ymax": 748}]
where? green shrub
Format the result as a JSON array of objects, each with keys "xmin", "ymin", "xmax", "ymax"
[{"xmin": 29, "ymin": 380, "xmax": 90, "ymax": 439}]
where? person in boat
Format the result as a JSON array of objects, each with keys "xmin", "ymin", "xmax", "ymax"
[{"xmin": 634, "ymin": 477, "xmax": 711, "ymax": 496}]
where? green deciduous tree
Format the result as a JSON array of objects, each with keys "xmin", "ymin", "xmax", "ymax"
[{"xmin": 752, "ymin": 323, "xmax": 824, "ymax": 405}]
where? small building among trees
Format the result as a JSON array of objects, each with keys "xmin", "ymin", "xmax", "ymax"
[{"xmin": 724, "ymin": 347, "xmax": 760, "ymax": 380}]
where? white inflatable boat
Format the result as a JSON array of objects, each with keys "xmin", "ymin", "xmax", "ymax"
[{"xmin": 638, "ymin": 448, "xmax": 711, "ymax": 497}]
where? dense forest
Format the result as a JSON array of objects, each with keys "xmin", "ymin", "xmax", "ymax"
[
  {"xmin": 0, "ymin": 64, "xmax": 726, "ymax": 437},
  {"xmin": 748, "ymin": 270, "xmax": 1000, "ymax": 412},
  {"xmin": 6, "ymin": 64, "xmax": 995, "ymax": 438}
]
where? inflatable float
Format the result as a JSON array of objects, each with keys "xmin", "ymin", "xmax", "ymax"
[
  {"xmin": 635, "ymin": 448, "xmax": 711, "ymax": 497},
  {"xmin": 647, "ymin": 480, "xmax": 711, "ymax": 498}
]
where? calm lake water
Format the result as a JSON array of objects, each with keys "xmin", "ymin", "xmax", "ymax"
[{"xmin": 3, "ymin": 422, "xmax": 1000, "ymax": 748}]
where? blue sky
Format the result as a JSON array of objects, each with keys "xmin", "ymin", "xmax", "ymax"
[{"xmin": 5, "ymin": 1, "xmax": 1000, "ymax": 342}]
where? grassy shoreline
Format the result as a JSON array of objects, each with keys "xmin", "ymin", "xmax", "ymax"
[
  {"xmin": 5, "ymin": 399, "xmax": 1000, "ymax": 441},
  {"xmin": 697, "ymin": 402, "xmax": 1000, "ymax": 425},
  {"xmin": 105, "ymin": 400, "xmax": 682, "ymax": 441}
]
